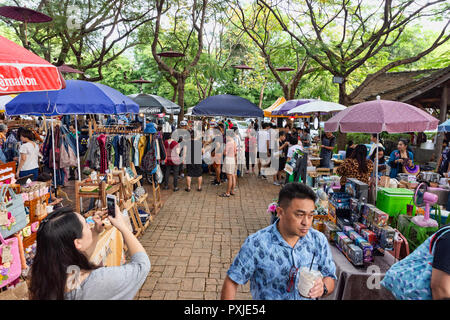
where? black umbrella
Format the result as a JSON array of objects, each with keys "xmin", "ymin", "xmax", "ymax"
[{"xmin": 128, "ymin": 93, "xmax": 181, "ymax": 115}]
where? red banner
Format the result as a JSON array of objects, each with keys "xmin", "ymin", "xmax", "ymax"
[{"xmin": 0, "ymin": 64, "xmax": 62, "ymax": 94}]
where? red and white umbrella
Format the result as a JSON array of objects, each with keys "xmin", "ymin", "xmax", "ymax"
[{"xmin": 0, "ymin": 35, "xmax": 65, "ymax": 95}]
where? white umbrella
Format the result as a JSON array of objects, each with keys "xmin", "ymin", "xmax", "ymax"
[
  {"xmin": 0, "ymin": 95, "xmax": 14, "ymax": 113},
  {"xmin": 287, "ymin": 100, "xmax": 346, "ymax": 115}
]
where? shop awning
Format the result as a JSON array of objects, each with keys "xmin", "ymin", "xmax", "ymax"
[
  {"xmin": 0, "ymin": 35, "xmax": 65, "ymax": 95},
  {"xmin": 192, "ymin": 94, "xmax": 263, "ymax": 118}
]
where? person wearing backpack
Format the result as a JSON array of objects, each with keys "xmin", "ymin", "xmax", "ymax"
[
  {"xmin": 162, "ymin": 132, "xmax": 181, "ymax": 191},
  {"xmin": 381, "ymin": 224, "xmax": 450, "ymax": 300}
]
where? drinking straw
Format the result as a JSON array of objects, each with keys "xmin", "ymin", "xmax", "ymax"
[{"xmin": 309, "ymin": 252, "xmax": 316, "ymax": 271}]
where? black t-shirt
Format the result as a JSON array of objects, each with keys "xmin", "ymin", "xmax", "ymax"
[{"xmin": 432, "ymin": 227, "xmax": 450, "ymax": 275}]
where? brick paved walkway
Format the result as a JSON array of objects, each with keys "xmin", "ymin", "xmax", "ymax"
[{"xmin": 136, "ymin": 173, "xmax": 280, "ymax": 300}]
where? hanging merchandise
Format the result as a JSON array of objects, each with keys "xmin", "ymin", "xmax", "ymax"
[
  {"xmin": 155, "ymin": 164, "xmax": 163, "ymax": 184},
  {"xmin": 0, "ymin": 185, "xmax": 27, "ymax": 239},
  {"xmin": 0, "ymin": 233, "xmax": 21, "ymax": 289}
]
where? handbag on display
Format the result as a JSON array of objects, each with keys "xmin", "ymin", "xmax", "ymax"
[
  {"xmin": 155, "ymin": 165, "xmax": 163, "ymax": 184},
  {"xmin": 0, "ymin": 185, "xmax": 27, "ymax": 239},
  {"xmin": 0, "ymin": 232, "xmax": 22, "ymax": 289}
]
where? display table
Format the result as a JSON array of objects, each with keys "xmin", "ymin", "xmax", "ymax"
[
  {"xmin": 89, "ymin": 226, "xmax": 125, "ymax": 267},
  {"xmin": 322, "ymin": 244, "xmax": 397, "ymax": 300}
]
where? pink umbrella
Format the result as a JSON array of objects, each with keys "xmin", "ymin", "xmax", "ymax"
[
  {"xmin": 324, "ymin": 99, "xmax": 439, "ymax": 133},
  {"xmin": 324, "ymin": 97, "xmax": 439, "ymax": 202}
]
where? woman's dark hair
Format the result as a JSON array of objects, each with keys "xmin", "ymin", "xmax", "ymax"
[
  {"xmin": 370, "ymin": 146, "xmax": 385, "ymax": 164},
  {"xmin": 350, "ymin": 144, "xmax": 369, "ymax": 173},
  {"xmin": 278, "ymin": 182, "xmax": 317, "ymax": 209},
  {"xmin": 20, "ymin": 128, "xmax": 35, "ymax": 141},
  {"xmin": 29, "ymin": 207, "xmax": 98, "ymax": 300},
  {"xmin": 279, "ymin": 131, "xmax": 286, "ymax": 138},
  {"xmin": 398, "ymin": 138, "xmax": 409, "ymax": 146},
  {"xmin": 163, "ymin": 132, "xmax": 171, "ymax": 141},
  {"xmin": 347, "ymin": 140, "xmax": 354, "ymax": 146},
  {"xmin": 289, "ymin": 136, "xmax": 298, "ymax": 145}
]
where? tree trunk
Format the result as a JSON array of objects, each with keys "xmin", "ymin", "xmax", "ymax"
[
  {"xmin": 177, "ymin": 77, "xmax": 186, "ymax": 126},
  {"xmin": 337, "ymin": 81, "xmax": 351, "ymax": 151},
  {"xmin": 435, "ymin": 84, "xmax": 448, "ymax": 159},
  {"xmin": 171, "ymin": 85, "xmax": 177, "ymax": 103},
  {"xmin": 259, "ymin": 80, "xmax": 267, "ymax": 109}
]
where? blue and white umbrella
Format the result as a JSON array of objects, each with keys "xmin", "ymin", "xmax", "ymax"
[{"xmin": 438, "ymin": 119, "xmax": 450, "ymax": 132}]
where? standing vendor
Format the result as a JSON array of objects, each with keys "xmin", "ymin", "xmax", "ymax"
[{"xmin": 319, "ymin": 132, "xmax": 335, "ymax": 168}]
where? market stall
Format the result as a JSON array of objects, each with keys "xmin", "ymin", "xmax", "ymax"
[{"xmin": 1, "ymin": 80, "xmax": 158, "ymax": 298}]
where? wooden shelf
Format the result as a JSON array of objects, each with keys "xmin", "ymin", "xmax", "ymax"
[{"xmin": 23, "ymin": 232, "xmax": 36, "ymax": 249}]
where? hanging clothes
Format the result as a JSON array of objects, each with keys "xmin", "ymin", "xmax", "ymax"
[
  {"xmin": 97, "ymin": 134, "xmax": 108, "ymax": 174},
  {"xmin": 133, "ymin": 134, "xmax": 141, "ymax": 167}
]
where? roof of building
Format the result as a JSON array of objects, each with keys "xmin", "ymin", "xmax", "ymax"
[{"xmin": 351, "ymin": 67, "xmax": 450, "ymax": 104}]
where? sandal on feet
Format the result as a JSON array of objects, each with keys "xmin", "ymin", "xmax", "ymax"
[
  {"xmin": 185, "ymin": 188, "xmax": 191, "ymax": 192},
  {"xmin": 219, "ymin": 193, "xmax": 230, "ymax": 197},
  {"xmin": 197, "ymin": 187, "xmax": 202, "ymax": 192}
]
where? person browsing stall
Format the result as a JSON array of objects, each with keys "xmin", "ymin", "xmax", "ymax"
[
  {"xmin": 221, "ymin": 183, "xmax": 336, "ymax": 300},
  {"xmin": 336, "ymin": 144, "xmax": 374, "ymax": 189},
  {"xmin": 370, "ymin": 147, "xmax": 387, "ymax": 176},
  {"xmin": 319, "ymin": 132, "xmax": 335, "ymax": 168},
  {"xmin": 29, "ymin": 206, "xmax": 150, "ymax": 300},
  {"xmin": 387, "ymin": 138, "xmax": 415, "ymax": 178},
  {"xmin": 368, "ymin": 134, "xmax": 384, "ymax": 159},
  {"xmin": 16, "ymin": 128, "xmax": 40, "ymax": 181}
]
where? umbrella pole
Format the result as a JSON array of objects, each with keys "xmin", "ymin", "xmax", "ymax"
[
  {"xmin": 51, "ymin": 119, "xmax": 57, "ymax": 197},
  {"xmin": 75, "ymin": 114, "xmax": 83, "ymax": 212},
  {"xmin": 375, "ymin": 133, "xmax": 379, "ymax": 203}
]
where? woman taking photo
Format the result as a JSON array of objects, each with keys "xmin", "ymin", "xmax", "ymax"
[
  {"xmin": 337, "ymin": 144, "xmax": 374, "ymax": 189},
  {"xmin": 16, "ymin": 128, "xmax": 40, "ymax": 181},
  {"xmin": 388, "ymin": 138, "xmax": 416, "ymax": 178},
  {"xmin": 29, "ymin": 206, "xmax": 150, "ymax": 300}
]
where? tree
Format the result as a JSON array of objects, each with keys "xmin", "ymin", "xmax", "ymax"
[
  {"xmin": 228, "ymin": 1, "xmax": 319, "ymax": 101},
  {"xmin": 259, "ymin": 0, "xmax": 449, "ymax": 147},
  {"xmin": 259, "ymin": 0, "xmax": 450, "ymax": 105},
  {"xmin": 192, "ymin": 11, "xmax": 245, "ymax": 101},
  {"xmin": 150, "ymin": 0, "xmax": 209, "ymax": 124},
  {"xmin": 1, "ymin": 0, "xmax": 157, "ymax": 81}
]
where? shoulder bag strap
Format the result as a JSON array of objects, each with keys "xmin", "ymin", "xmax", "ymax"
[{"xmin": 430, "ymin": 226, "xmax": 450, "ymax": 255}]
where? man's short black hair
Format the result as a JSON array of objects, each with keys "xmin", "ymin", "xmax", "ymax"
[{"xmin": 278, "ymin": 183, "xmax": 316, "ymax": 209}]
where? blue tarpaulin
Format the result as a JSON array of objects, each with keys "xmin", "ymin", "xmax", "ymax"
[
  {"xmin": 5, "ymin": 80, "xmax": 139, "ymax": 116},
  {"xmin": 192, "ymin": 94, "xmax": 263, "ymax": 118}
]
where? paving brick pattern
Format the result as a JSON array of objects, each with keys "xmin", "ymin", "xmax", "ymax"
[
  {"xmin": 63, "ymin": 172, "xmax": 279, "ymax": 300},
  {"xmin": 136, "ymin": 173, "xmax": 280, "ymax": 300}
]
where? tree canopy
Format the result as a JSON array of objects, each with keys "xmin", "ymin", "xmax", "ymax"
[{"xmin": 0, "ymin": 0, "xmax": 448, "ymax": 113}]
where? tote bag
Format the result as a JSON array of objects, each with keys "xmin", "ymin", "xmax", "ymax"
[
  {"xmin": 381, "ymin": 226, "xmax": 450, "ymax": 300},
  {"xmin": 0, "ymin": 233, "xmax": 22, "ymax": 289},
  {"xmin": 0, "ymin": 185, "xmax": 27, "ymax": 239}
]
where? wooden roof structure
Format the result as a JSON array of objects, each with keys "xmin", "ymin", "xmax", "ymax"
[{"xmin": 351, "ymin": 67, "xmax": 450, "ymax": 111}]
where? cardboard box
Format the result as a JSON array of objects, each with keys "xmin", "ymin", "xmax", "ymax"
[{"xmin": 361, "ymin": 229, "xmax": 377, "ymax": 245}]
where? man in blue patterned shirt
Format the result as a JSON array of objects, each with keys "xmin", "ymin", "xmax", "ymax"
[{"xmin": 221, "ymin": 183, "xmax": 337, "ymax": 300}]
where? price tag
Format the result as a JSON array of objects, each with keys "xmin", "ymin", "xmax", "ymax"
[
  {"xmin": 1, "ymin": 245, "xmax": 12, "ymax": 264},
  {"xmin": 0, "ymin": 210, "xmax": 8, "ymax": 226}
]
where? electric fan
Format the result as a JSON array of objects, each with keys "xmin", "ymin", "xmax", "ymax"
[{"xmin": 412, "ymin": 183, "xmax": 438, "ymax": 228}]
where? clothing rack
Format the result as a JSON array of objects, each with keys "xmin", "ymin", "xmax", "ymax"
[{"xmin": 91, "ymin": 121, "xmax": 141, "ymax": 136}]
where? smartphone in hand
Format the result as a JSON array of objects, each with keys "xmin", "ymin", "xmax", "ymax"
[{"xmin": 106, "ymin": 194, "xmax": 116, "ymax": 218}]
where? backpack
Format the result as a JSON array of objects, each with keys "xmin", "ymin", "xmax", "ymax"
[
  {"xmin": 3, "ymin": 132, "xmax": 18, "ymax": 162},
  {"xmin": 381, "ymin": 225, "xmax": 450, "ymax": 300},
  {"xmin": 141, "ymin": 139, "xmax": 157, "ymax": 173}
]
